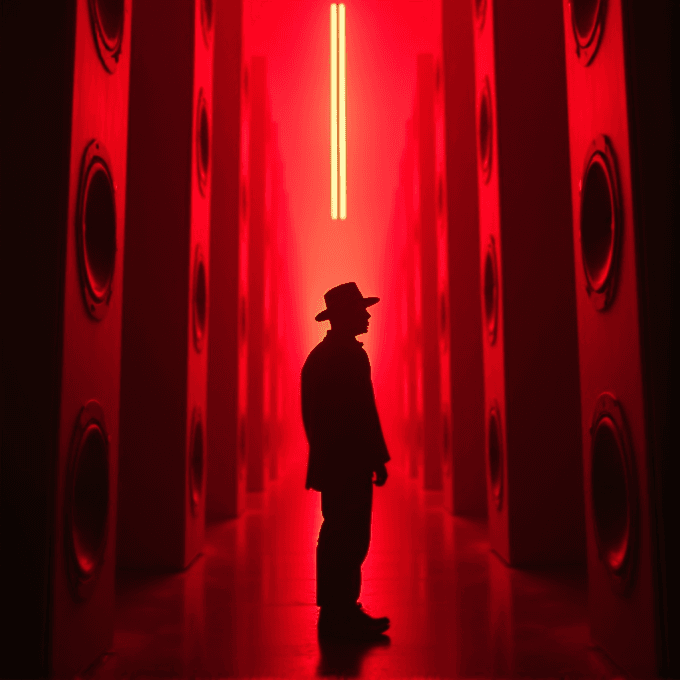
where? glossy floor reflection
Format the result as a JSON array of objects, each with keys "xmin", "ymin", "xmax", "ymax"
[{"xmin": 99, "ymin": 460, "xmax": 622, "ymax": 679}]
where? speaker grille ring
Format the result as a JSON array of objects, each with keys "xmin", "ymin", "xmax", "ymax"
[
  {"xmin": 196, "ymin": 88, "xmax": 211, "ymax": 196},
  {"xmin": 65, "ymin": 401, "xmax": 110, "ymax": 601},
  {"xmin": 192, "ymin": 245, "xmax": 208, "ymax": 352},
  {"xmin": 88, "ymin": 0, "xmax": 125, "ymax": 73},
  {"xmin": 580, "ymin": 136, "xmax": 621, "ymax": 311},
  {"xmin": 77, "ymin": 140, "xmax": 117, "ymax": 321},
  {"xmin": 478, "ymin": 78, "xmax": 493, "ymax": 184},
  {"xmin": 483, "ymin": 236, "xmax": 499, "ymax": 345},
  {"xmin": 200, "ymin": 0, "xmax": 214, "ymax": 47},
  {"xmin": 569, "ymin": 0, "xmax": 607, "ymax": 66},
  {"xmin": 589, "ymin": 393, "xmax": 638, "ymax": 594},
  {"xmin": 474, "ymin": 0, "xmax": 487, "ymax": 30},
  {"xmin": 189, "ymin": 408, "xmax": 205, "ymax": 516},
  {"xmin": 487, "ymin": 404, "xmax": 504, "ymax": 511}
]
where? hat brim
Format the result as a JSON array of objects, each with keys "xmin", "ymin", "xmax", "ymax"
[{"xmin": 315, "ymin": 296, "xmax": 380, "ymax": 322}]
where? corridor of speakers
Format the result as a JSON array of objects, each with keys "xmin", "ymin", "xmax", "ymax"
[{"xmin": 0, "ymin": 0, "xmax": 677, "ymax": 678}]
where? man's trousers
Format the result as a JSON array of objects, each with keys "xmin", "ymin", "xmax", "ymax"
[{"xmin": 316, "ymin": 477, "xmax": 373, "ymax": 608}]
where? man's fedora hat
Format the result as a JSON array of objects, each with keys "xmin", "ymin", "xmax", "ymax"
[{"xmin": 315, "ymin": 282, "xmax": 380, "ymax": 321}]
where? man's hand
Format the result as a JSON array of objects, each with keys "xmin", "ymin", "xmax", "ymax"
[{"xmin": 373, "ymin": 463, "xmax": 388, "ymax": 487}]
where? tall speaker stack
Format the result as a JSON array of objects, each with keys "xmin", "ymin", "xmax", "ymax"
[
  {"xmin": 206, "ymin": 0, "xmax": 247, "ymax": 521},
  {"xmin": 118, "ymin": 0, "xmax": 214, "ymax": 569},
  {"xmin": 441, "ymin": 0, "xmax": 486, "ymax": 517},
  {"xmin": 416, "ymin": 53, "xmax": 444, "ymax": 491},
  {"xmin": 433, "ymin": 51, "xmax": 454, "ymax": 507},
  {"xmin": 402, "ymin": 121, "xmax": 424, "ymax": 481},
  {"xmin": 247, "ymin": 55, "xmax": 268, "ymax": 492},
  {"xmin": 471, "ymin": 0, "xmax": 584, "ymax": 565},
  {"xmin": 561, "ymin": 0, "xmax": 677, "ymax": 674},
  {"xmin": 1, "ymin": 0, "xmax": 131, "ymax": 674},
  {"xmin": 264, "ymin": 123, "xmax": 283, "ymax": 481}
]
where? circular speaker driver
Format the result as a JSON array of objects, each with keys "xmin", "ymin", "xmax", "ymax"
[
  {"xmin": 570, "ymin": 0, "xmax": 607, "ymax": 66},
  {"xmin": 77, "ymin": 140, "xmax": 117, "ymax": 320},
  {"xmin": 88, "ymin": 0, "xmax": 125, "ymax": 73},
  {"xmin": 200, "ymin": 0, "xmax": 214, "ymax": 47},
  {"xmin": 192, "ymin": 245, "xmax": 208, "ymax": 352},
  {"xmin": 65, "ymin": 401, "xmax": 110, "ymax": 601},
  {"xmin": 478, "ymin": 79, "xmax": 493, "ymax": 184},
  {"xmin": 196, "ymin": 89, "xmax": 211, "ymax": 196},
  {"xmin": 487, "ymin": 404, "xmax": 503, "ymax": 511},
  {"xmin": 579, "ymin": 136, "xmax": 621, "ymax": 311},
  {"xmin": 590, "ymin": 393, "xmax": 638, "ymax": 593},
  {"xmin": 483, "ymin": 236, "xmax": 499, "ymax": 345},
  {"xmin": 189, "ymin": 408, "xmax": 205, "ymax": 516}
]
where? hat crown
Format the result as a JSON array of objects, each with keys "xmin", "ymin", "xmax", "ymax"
[
  {"xmin": 324, "ymin": 282, "xmax": 364, "ymax": 310},
  {"xmin": 315, "ymin": 282, "xmax": 379, "ymax": 321}
]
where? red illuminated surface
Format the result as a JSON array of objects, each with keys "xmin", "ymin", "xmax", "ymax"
[
  {"xmin": 106, "ymin": 1, "xmax": 655, "ymax": 677},
  {"xmin": 106, "ymin": 455, "xmax": 620, "ymax": 678}
]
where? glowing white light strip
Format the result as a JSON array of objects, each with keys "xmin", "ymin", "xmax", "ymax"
[
  {"xmin": 330, "ymin": 4, "xmax": 338, "ymax": 220},
  {"xmin": 338, "ymin": 4, "xmax": 347, "ymax": 220}
]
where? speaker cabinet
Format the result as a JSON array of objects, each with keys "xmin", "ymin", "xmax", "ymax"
[
  {"xmin": 118, "ymin": 0, "xmax": 214, "ymax": 569},
  {"xmin": 441, "ymin": 0, "xmax": 486, "ymax": 517},
  {"xmin": 400, "ymin": 120, "xmax": 425, "ymax": 481},
  {"xmin": 264, "ymin": 124, "xmax": 283, "ymax": 482},
  {"xmin": 206, "ymin": 0, "xmax": 247, "ymax": 521},
  {"xmin": 561, "ymin": 0, "xmax": 677, "ymax": 674},
  {"xmin": 1, "ymin": 0, "xmax": 131, "ymax": 675},
  {"xmin": 471, "ymin": 0, "xmax": 584, "ymax": 565},
  {"xmin": 434, "ymin": 52, "xmax": 454, "ymax": 507},
  {"xmin": 246, "ymin": 55, "xmax": 268, "ymax": 492},
  {"xmin": 416, "ymin": 53, "xmax": 443, "ymax": 491}
]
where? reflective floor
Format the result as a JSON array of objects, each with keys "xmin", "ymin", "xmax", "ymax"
[{"xmin": 94, "ymin": 459, "xmax": 623, "ymax": 679}]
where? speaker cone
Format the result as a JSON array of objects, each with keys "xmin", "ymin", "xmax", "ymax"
[
  {"xmin": 483, "ymin": 236, "xmax": 499, "ymax": 344},
  {"xmin": 88, "ymin": 0, "xmax": 125, "ymax": 73},
  {"xmin": 77, "ymin": 140, "xmax": 117, "ymax": 321},
  {"xmin": 196, "ymin": 89, "xmax": 211, "ymax": 196},
  {"xmin": 590, "ymin": 393, "xmax": 638, "ymax": 593},
  {"xmin": 570, "ymin": 0, "xmax": 607, "ymax": 66},
  {"xmin": 200, "ymin": 0, "xmax": 214, "ymax": 46},
  {"xmin": 580, "ymin": 136, "xmax": 621, "ymax": 311},
  {"xmin": 192, "ymin": 245, "xmax": 208, "ymax": 352},
  {"xmin": 189, "ymin": 408, "xmax": 205, "ymax": 516},
  {"xmin": 478, "ymin": 78, "xmax": 493, "ymax": 184},
  {"xmin": 474, "ymin": 0, "xmax": 487, "ymax": 30},
  {"xmin": 65, "ymin": 401, "xmax": 109, "ymax": 601},
  {"xmin": 488, "ymin": 404, "xmax": 503, "ymax": 510}
]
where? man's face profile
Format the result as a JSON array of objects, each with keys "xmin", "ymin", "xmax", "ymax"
[{"xmin": 330, "ymin": 305, "xmax": 371, "ymax": 337}]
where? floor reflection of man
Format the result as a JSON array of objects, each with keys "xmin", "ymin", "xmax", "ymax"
[{"xmin": 301, "ymin": 282, "xmax": 391, "ymax": 640}]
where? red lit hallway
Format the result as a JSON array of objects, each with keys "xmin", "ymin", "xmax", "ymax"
[
  {"xmin": 99, "ymin": 456, "xmax": 621, "ymax": 680},
  {"xmin": 1, "ymin": 0, "xmax": 677, "ymax": 678}
]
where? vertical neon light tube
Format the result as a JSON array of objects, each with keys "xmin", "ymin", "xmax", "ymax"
[
  {"xmin": 330, "ymin": 4, "xmax": 338, "ymax": 219},
  {"xmin": 338, "ymin": 4, "xmax": 347, "ymax": 219}
]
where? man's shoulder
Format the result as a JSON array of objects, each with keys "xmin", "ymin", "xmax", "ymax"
[{"xmin": 302, "ymin": 335, "xmax": 367, "ymax": 373}]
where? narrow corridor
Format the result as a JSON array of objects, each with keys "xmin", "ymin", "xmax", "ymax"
[{"xmin": 96, "ymin": 458, "xmax": 622, "ymax": 679}]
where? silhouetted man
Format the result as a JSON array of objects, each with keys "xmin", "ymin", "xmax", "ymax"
[{"xmin": 301, "ymin": 282, "xmax": 391, "ymax": 640}]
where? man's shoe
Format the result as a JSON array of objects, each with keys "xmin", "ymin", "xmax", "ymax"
[
  {"xmin": 318, "ymin": 605, "xmax": 390, "ymax": 640},
  {"xmin": 354, "ymin": 602, "xmax": 390, "ymax": 631}
]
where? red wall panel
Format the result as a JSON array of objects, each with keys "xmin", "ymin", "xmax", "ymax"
[
  {"xmin": 561, "ymin": 0, "xmax": 677, "ymax": 674},
  {"xmin": 1, "ymin": 0, "xmax": 131, "ymax": 674},
  {"xmin": 118, "ymin": 0, "xmax": 214, "ymax": 569},
  {"xmin": 206, "ymin": 0, "xmax": 247, "ymax": 521},
  {"xmin": 417, "ymin": 54, "xmax": 443, "ymax": 491},
  {"xmin": 471, "ymin": 0, "xmax": 584, "ymax": 565},
  {"xmin": 441, "ymin": 0, "xmax": 487, "ymax": 517},
  {"xmin": 246, "ymin": 55, "xmax": 268, "ymax": 492}
]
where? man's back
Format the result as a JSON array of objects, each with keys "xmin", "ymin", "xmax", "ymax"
[{"xmin": 301, "ymin": 330, "xmax": 388, "ymax": 491}]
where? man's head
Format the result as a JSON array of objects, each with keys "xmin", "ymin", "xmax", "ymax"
[{"xmin": 315, "ymin": 282, "xmax": 379, "ymax": 337}]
